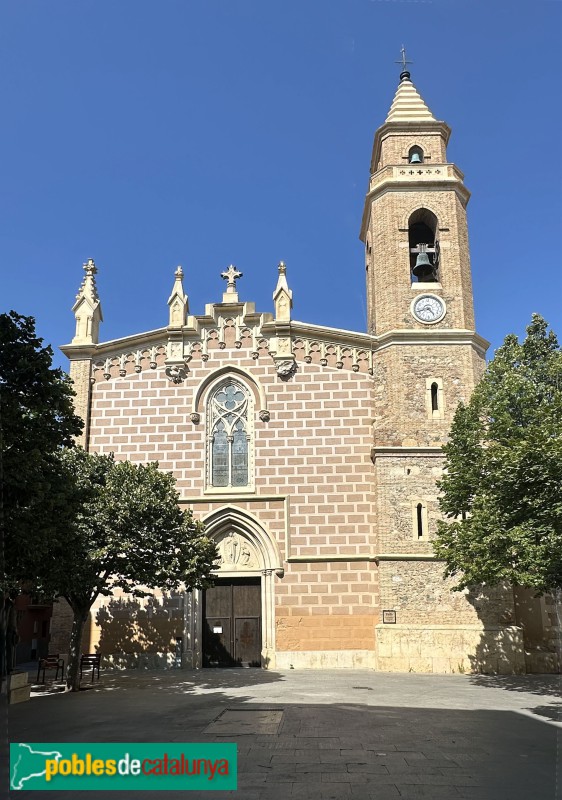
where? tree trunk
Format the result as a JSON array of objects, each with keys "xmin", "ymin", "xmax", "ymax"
[
  {"xmin": 66, "ymin": 607, "xmax": 88, "ymax": 692},
  {"xmin": 0, "ymin": 596, "xmax": 7, "ymax": 692}
]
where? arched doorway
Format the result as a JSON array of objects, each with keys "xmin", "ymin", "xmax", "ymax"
[{"xmin": 192, "ymin": 507, "xmax": 283, "ymax": 669}]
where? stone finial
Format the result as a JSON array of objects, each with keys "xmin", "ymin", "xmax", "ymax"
[
  {"xmin": 273, "ymin": 261, "xmax": 293, "ymax": 322},
  {"xmin": 71, "ymin": 258, "xmax": 103, "ymax": 345},
  {"xmin": 167, "ymin": 265, "xmax": 189, "ymax": 328},
  {"xmin": 221, "ymin": 264, "xmax": 243, "ymax": 303}
]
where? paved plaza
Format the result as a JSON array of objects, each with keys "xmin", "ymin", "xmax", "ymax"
[{"xmin": 4, "ymin": 668, "xmax": 562, "ymax": 799}]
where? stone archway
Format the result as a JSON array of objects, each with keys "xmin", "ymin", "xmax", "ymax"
[{"xmin": 188, "ymin": 507, "xmax": 283, "ymax": 669}]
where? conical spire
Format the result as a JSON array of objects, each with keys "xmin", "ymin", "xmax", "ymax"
[
  {"xmin": 71, "ymin": 258, "xmax": 103, "ymax": 344},
  {"xmin": 385, "ymin": 74, "xmax": 436, "ymax": 123}
]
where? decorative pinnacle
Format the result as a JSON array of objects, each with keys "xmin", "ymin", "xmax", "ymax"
[
  {"xmin": 175, "ymin": 265, "xmax": 183, "ymax": 278},
  {"xmin": 278, "ymin": 261, "xmax": 287, "ymax": 275},
  {"xmin": 221, "ymin": 264, "xmax": 243, "ymax": 293},
  {"xmin": 76, "ymin": 258, "xmax": 99, "ymax": 302},
  {"xmin": 395, "ymin": 44, "xmax": 413, "ymax": 81},
  {"xmin": 84, "ymin": 257, "xmax": 97, "ymax": 276}
]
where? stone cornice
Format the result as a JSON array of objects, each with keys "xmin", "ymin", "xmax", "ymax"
[
  {"xmin": 375, "ymin": 328, "xmax": 489, "ymax": 356},
  {"xmin": 261, "ymin": 319, "xmax": 374, "ymax": 349},
  {"xmin": 59, "ymin": 343, "xmax": 98, "ymax": 360},
  {"xmin": 360, "ymin": 180, "xmax": 470, "ymax": 240},
  {"xmin": 375, "ymin": 552, "xmax": 441, "ymax": 561},
  {"xmin": 286, "ymin": 554, "xmax": 377, "ymax": 563},
  {"xmin": 61, "ymin": 327, "xmax": 167, "ymax": 359},
  {"xmin": 371, "ymin": 446, "xmax": 443, "ymax": 459}
]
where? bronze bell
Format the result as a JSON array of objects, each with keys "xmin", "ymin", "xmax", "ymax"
[
  {"xmin": 412, "ymin": 251, "xmax": 433, "ymax": 280},
  {"xmin": 409, "ymin": 152, "xmax": 422, "ymax": 164}
]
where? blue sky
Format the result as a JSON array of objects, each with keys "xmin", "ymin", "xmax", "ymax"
[{"xmin": 2, "ymin": 0, "xmax": 561, "ymax": 368}]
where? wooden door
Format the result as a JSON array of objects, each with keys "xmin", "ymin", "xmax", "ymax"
[{"xmin": 203, "ymin": 578, "xmax": 261, "ymax": 667}]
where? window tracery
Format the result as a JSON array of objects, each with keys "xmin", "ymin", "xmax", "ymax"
[{"xmin": 207, "ymin": 379, "xmax": 252, "ymax": 488}]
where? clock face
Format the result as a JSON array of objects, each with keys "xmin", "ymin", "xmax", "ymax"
[{"xmin": 412, "ymin": 294, "xmax": 445, "ymax": 323}]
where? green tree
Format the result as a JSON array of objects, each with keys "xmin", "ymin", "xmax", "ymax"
[
  {"xmin": 434, "ymin": 315, "xmax": 562, "ymax": 594},
  {"xmin": 39, "ymin": 448, "xmax": 217, "ymax": 691},
  {"xmin": 0, "ymin": 312, "xmax": 83, "ymax": 680}
]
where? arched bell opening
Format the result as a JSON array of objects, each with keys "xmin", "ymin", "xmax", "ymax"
[
  {"xmin": 408, "ymin": 208, "xmax": 439, "ymax": 283},
  {"xmin": 408, "ymin": 145, "xmax": 424, "ymax": 164}
]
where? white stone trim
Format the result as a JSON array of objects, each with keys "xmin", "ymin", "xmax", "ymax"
[
  {"xmin": 286, "ymin": 554, "xmax": 376, "ymax": 563},
  {"xmin": 372, "ymin": 446, "xmax": 443, "ymax": 458},
  {"xmin": 190, "ymin": 506, "xmax": 282, "ymax": 669},
  {"xmin": 273, "ymin": 650, "xmax": 376, "ymax": 670},
  {"xmin": 376, "ymin": 553, "xmax": 440, "ymax": 561},
  {"xmin": 201, "ymin": 505, "xmax": 284, "ymax": 574},
  {"xmin": 192, "ymin": 365, "xmax": 268, "ymax": 416}
]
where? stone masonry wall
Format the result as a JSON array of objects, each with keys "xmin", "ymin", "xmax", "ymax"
[
  {"xmin": 373, "ymin": 344, "xmax": 480, "ymax": 446},
  {"xmin": 368, "ymin": 189, "xmax": 474, "ymax": 335},
  {"xmin": 378, "ymin": 131, "xmax": 447, "ymax": 169}
]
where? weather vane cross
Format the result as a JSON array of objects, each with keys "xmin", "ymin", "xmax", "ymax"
[
  {"xmin": 221, "ymin": 264, "xmax": 243, "ymax": 294},
  {"xmin": 395, "ymin": 45, "xmax": 413, "ymax": 74}
]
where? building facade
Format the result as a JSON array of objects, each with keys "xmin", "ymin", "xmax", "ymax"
[{"xmin": 51, "ymin": 71, "xmax": 559, "ymax": 674}]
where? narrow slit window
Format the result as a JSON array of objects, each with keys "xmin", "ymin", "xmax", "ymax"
[
  {"xmin": 431, "ymin": 382, "xmax": 439, "ymax": 412},
  {"xmin": 416, "ymin": 503, "xmax": 424, "ymax": 539}
]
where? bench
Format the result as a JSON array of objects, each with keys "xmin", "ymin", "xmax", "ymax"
[
  {"xmin": 36, "ymin": 655, "xmax": 65, "ymax": 684},
  {"xmin": 80, "ymin": 653, "xmax": 101, "ymax": 683}
]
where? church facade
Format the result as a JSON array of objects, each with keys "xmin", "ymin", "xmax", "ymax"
[{"xmin": 52, "ymin": 71, "xmax": 558, "ymax": 674}]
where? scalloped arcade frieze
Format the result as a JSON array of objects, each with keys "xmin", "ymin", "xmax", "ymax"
[
  {"xmin": 292, "ymin": 339, "xmax": 372, "ymax": 374},
  {"xmin": 89, "ymin": 320, "xmax": 374, "ymax": 384}
]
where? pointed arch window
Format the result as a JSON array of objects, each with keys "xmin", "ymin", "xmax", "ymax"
[{"xmin": 207, "ymin": 379, "xmax": 252, "ymax": 489}]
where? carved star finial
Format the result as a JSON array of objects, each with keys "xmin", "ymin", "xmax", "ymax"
[
  {"xmin": 278, "ymin": 261, "xmax": 286, "ymax": 275},
  {"xmin": 221, "ymin": 264, "xmax": 243, "ymax": 293}
]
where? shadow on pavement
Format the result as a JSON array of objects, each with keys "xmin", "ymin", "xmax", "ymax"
[
  {"xmin": 7, "ymin": 685, "xmax": 560, "ymax": 800},
  {"xmin": 468, "ymin": 673, "xmax": 561, "ymax": 698}
]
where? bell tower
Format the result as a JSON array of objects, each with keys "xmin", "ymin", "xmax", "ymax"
[
  {"xmin": 360, "ymin": 67, "xmax": 476, "ymax": 336},
  {"xmin": 360, "ymin": 64, "xmax": 488, "ymax": 449},
  {"xmin": 363, "ymin": 63, "xmax": 510, "ymax": 676}
]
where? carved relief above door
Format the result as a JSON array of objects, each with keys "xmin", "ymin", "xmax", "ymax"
[{"xmin": 215, "ymin": 531, "xmax": 259, "ymax": 571}]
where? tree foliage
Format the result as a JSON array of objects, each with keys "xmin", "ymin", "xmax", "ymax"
[
  {"xmin": 38, "ymin": 448, "xmax": 217, "ymax": 690},
  {"xmin": 434, "ymin": 315, "xmax": 562, "ymax": 593},
  {"xmin": 0, "ymin": 312, "xmax": 83, "ymax": 587}
]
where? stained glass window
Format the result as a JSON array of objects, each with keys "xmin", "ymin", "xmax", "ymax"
[
  {"xmin": 208, "ymin": 379, "xmax": 250, "ymax": 488},
  {"xmin": 212, "ymin": 421, "xmax": 229, "ymax": 486}
]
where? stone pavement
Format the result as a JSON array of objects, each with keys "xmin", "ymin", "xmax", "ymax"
[{"xmin": 4, "ymin": 668, "xmax": 562, "ymax": 799}]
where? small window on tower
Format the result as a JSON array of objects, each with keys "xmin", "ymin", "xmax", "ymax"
[
  {"xmin": 431, "ymin": 382, "xmax": 439, "ymax": 412},
  {"xmin": 426, "ymin": 377, "xmax": 444, "ymax": 419},
  {"xmin": 412, "ymin": 500, "xmax": 429, "ymax": 540},
  {"xmin": 416, "ymin": 503, "xmax": 424, "ymax": 538},
  {"xmin": 408, "ymin": 146, "xmax": 424, "ymax": 164}
]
